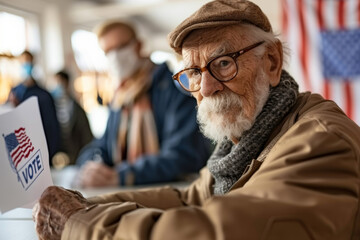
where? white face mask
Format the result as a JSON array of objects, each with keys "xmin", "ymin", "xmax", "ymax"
[{"xmin": 106, "ymin": 41, "xmax": 141, "ymax": 88}]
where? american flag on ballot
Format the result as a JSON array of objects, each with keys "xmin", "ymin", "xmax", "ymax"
[{"xmin": 4, "ymin": 127, "xmax": 34, "ymax": 169}]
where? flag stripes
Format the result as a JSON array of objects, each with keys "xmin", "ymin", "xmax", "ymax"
[
  {"xmin": 282, "ymin": 0, "xmax": 360, "ymax": 125},
  {"xmin": 5, "ymin": 127, "xmax": 34, "ymax": 169}
]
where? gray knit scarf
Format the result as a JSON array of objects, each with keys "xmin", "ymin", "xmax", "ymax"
[{"xmin": 207, "ymin": 70, "xmax": 299, "ymax": 195}]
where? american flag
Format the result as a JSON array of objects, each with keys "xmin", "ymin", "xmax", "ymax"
[
  {"xmin": 281, "ymin": 0, "xmax": 360, "ymax": 124},
  {"xmin": 4, "ymin": 127, "xmax": 34, "ymax": 169}
]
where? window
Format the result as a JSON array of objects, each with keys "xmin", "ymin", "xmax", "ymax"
[
  {"xmin": 0, "ymin": 10, "xmax": 40, "ymax": 104},
  {"xmin": 71, "ymin": 29, "xmax": 112, "ymax": 137}
]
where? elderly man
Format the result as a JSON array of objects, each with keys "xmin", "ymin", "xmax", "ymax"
[{"xmin": 33, "ymin": 0, "xmax": 360, "ymax": 239}]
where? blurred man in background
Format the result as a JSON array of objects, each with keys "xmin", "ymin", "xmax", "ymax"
[
  {"xmin": 51, "ymin": 70, "xmax": 93, "ymax": 166},
  {"xmin": 8, "ymin": 50, "xmax": 60, "ymax": 163},
  {"xmin": 75, "ymin": 21, "xmax": 211, "ymax": 187}
]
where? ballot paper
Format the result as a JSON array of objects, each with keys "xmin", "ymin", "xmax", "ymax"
[{"xmin": 0, "ymin": 97, "xmax": 53, "ymax": 214}]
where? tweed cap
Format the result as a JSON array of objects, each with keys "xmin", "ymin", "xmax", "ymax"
[{"xmin": 168, "ymin": 0, "xmax": 272, "ymax": 54}]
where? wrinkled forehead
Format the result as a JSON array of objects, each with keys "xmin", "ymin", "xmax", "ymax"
[{"xmin": 181, "ymin": 24, "xmax": 253, "ymax": 64}]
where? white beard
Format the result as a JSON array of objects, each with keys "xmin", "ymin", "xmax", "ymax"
[{"xmin": 197, "ymin": 70, "xmax": 270, "ymax": 143}]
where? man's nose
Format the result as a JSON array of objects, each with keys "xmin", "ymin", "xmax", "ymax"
[{"xmin": 200, "ymin": 71, "xmax": 223, "ymax": 97}]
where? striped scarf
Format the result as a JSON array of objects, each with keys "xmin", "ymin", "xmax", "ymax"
[{"xmin": 111, "ymin": 59, "xmax": 159, "ymax": 165}]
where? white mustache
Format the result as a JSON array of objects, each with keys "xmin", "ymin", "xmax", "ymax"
[{"xmin": 196, "ymin": 70, "xmax": 270, "ymax": 143}]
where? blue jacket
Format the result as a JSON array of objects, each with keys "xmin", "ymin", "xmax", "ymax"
[
  {"xmin": 77, "ymin": 63, "xmax": 212, "ymax": 185},
  {"xmin": 11, "ymin": 82, "xmax": 60, "ymax": 162}
]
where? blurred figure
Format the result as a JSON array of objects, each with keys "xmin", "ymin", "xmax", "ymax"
[
  {"xmin": 51, "ymin": 70, "xmax": 93, "ymax": 166},
  {"xmin": 7, "ymin": 50, "xmax": 60, "ymax": 163},
  {"xmin": 76, "ymin": 21, "xmax": 212, "ymax": 187}
]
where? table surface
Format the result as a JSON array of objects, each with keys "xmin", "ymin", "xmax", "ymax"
[
  {"xmin": 0, "ymin": 208, "xmax": 37, "ymax": 240},
  {"xmin": 0, "ymin": 166, "xmax": 191, "ymax": 239}
]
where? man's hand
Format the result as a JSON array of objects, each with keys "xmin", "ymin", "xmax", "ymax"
[
  {"xmin": 78, "ymin": 161, "xmax": 119, "ymax": 188},
  {"xmin": 32, "ymin": 186, "xmax": 90, "ymax": 240}
]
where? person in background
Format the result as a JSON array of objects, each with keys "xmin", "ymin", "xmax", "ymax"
[
  {"xmin": 33, "ymin": 0, "xmax": 360, "ymax": 239},
  {"xmin": 8, "ymin": 50, "xmax": 60, "ymax": 163},
  {"xmin": 51, "ymin": 70, "xmax": 93, "ymax": 166},
  {"xmin": 75, "ymin": 21, "xmax": 212, "ymax": 187}
]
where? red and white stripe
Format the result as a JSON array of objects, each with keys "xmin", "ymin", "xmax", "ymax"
[
  {"xmin": 10, "ymin": 127, "xmax": 34, "ymax": 168},
  {"xmin": 282, "ymin": 0, "xmax": 360, "ymax": 124}
]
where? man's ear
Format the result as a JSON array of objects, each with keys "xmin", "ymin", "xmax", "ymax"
[{"xmin": 265, "ymin": 39, "xmax": 283, "ymax": 87}]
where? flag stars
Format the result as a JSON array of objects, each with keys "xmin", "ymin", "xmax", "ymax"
[{"xmin": 320, "ymin": 29, "xmax": 360, "ymax": 79}]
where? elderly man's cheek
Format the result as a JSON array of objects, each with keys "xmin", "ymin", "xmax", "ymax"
[
  {"xmin": 224, "ymin": 87, "xmax": 255, "ymax": 120},
  {"xmin": 242, "ymin": 96, "xmax": 257, "ymax": 120},
  {"xmin": 225, "ymin": 106, "xmax": 243, "ymax": 123}
]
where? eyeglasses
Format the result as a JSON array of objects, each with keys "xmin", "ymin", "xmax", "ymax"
[{"xmin": 172, "ymin": 41, "xmax": 265, "ymax": 92}]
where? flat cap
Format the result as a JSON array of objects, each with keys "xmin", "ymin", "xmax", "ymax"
[{"xmin": 168, "ymin": 0, "xmax": 272, "ymax": 54}]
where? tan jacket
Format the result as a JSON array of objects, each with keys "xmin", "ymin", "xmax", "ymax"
[{"xmin": 63, "ymin": 92, "xmax": 360, "ymax": 240}]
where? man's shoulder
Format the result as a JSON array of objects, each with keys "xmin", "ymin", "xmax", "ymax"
[
  {"xmin": 24, "ymin": 83, "xmax": 55, "ymax": 105},
  {"xmin": 27, "ymin": 82, "xmax": 51, "ymax": 95},
  {"xmin": 151, "ymin": 62, "xmax": 172, "ymax": 82},
  {"xmin": 288, "ymin": 92, "xmax": 360, "ymax": 141},
  {"xmin": 150, "ymin": 62, "xmax": 190, "ymax": 96},
  {"xmin": 296, "ymin": 92, "xmax": 351, "ymax": 123}
]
